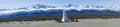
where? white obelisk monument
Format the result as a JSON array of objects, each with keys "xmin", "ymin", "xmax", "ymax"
[{"xmin": 61, "ymin": 9, "xmax": 69, "ymax": 22}]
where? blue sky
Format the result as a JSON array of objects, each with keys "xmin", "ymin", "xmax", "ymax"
[{"xmin": 0, "ymin": 0, "xmax": 120, "ymax": 9}]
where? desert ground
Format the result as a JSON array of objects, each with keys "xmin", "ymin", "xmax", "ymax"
[{"xmin": 0, "ymin": 18, "xmax": 120, "ymax": 27}]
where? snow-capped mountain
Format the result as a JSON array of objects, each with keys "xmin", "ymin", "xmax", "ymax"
[{"xmin": 0, "ymin": 4, "xmax": 120, "ymax": 18}]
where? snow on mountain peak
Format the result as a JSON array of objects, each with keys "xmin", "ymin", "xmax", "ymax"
[
  {"xmin": 0, "ymin": 4, "xmax": 120, "ymax": 16},
  {"xmin": 0, "ymin": 4, "xmax": 120, "ymax": 18},
  {"xmin": 1, "ymin": 4, "xmax": 119, "ymax": 11}
]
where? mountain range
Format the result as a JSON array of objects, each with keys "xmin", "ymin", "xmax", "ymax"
[{"xmin": 0, "ymin": 4, "xmax": 120, "ymax": 18}]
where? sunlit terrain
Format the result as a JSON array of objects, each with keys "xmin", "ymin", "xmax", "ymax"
[{"xmin": 0, "ymin": 18, "xmax": 120, "ymax": 27}]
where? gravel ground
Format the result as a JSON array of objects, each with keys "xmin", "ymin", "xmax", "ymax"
[{"xmin": 0, "ymin": 18, "xmax": 120, "ymax": 27}]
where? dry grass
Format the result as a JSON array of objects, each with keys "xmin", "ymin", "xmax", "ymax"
[{"xmin": 0, "ymin": 14, "xmax": 120, "ymax": 22}]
